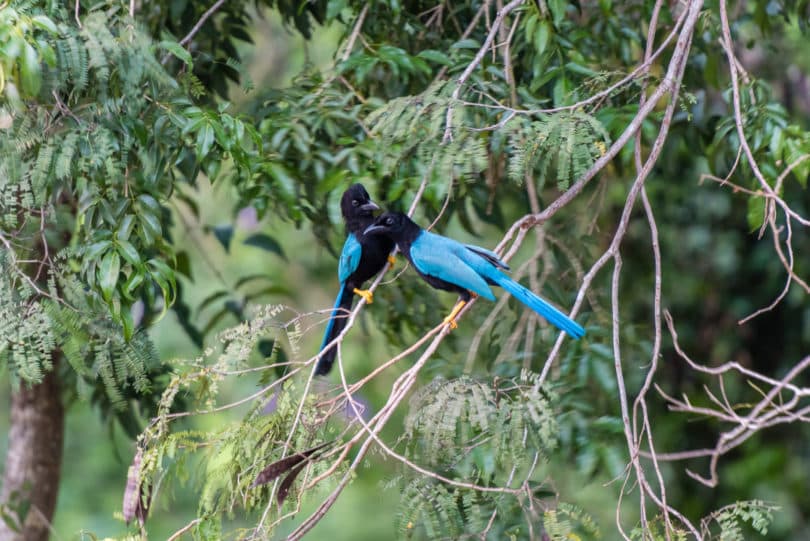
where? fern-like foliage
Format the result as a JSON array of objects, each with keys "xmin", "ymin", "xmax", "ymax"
[
  {"xmin": 403, "ymin": 370, "xmax": 558, "ymax": 471},
  {"xmin": 0, "ymin": 252, "xmax": 164, "ymax": 435},
  {"xmin": 135, "ymin": 304, "xmax": 329, "ymax": 540},
  {"xmin": 0, "ymin": 256, "xmax": 56, "ymax": 383},
  {"xmin": 363, "ymin": 82, "xmax": 611, "ymax": 214},
  {"xmin": 397, "ymin": 478, "xmax": 480, "ymax": 539},
  {"xmin": 2, "ymin": 2, "xmax": 261, "ymax": 340},
  {"xmin": 366, "ymin": 81, "xmax": 489, "ymax": 192},
  {"xmin": 543, "ymin": 502, "xmax": 601, "ymax": 540},
  {"xmin": 629, "ymin": 516, "xmax": 688, "ymax": 541},
  {"xmin": 700, "ymin": 500, "xmax": 778, "ymax": 540},
  {"xmin": 0, "ymin": 3, "xmax": 260, "ymax": 439},
  {"xmin": 395, "ymin": 370, "xmax": 593, "ymax": 539},
  {"xmin": 44, "ymin": 273, "xmax": 158, "ymax": 408},
  {"xmin": 508, "ymin": 111, "xmax": 610, "ymax": 190}
]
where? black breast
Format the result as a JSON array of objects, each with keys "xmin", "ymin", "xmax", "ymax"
[{"xmin": 349, "ymin": 233, "xmax": 394, "ymax": 285}]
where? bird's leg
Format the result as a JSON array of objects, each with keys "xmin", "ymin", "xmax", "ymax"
[
  {"xmin": 353, "ymin": 288, "xmax": 374, "ymax": 304},
  {"xmin": 387, "ymin": 254, "xmax": 396, "ymax": 266},
  {"xmin": 442, "ymin": 300, "xmax": 467, "ymax": 330},
  {"xmin": 443, "ymin": 293, "xmax": 477, "ymax": 330}
]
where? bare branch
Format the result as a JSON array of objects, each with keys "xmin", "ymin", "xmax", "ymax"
[{"xmin": 443, "ymin": 0, "xmax": 525, "ymax": 143}]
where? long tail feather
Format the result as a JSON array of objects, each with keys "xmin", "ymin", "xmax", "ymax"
[
  {"xmin": 315, "ymin": 285, "xmax": 354, "ymax": 375},
  {"xmin": 492, "ymin": 272, "xmax": 585, "ymax": 338}
]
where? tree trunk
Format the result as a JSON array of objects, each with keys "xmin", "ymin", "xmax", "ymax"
[{"xmin": 0, "ymin": 362, "xmax": 64, "ymax": 541}]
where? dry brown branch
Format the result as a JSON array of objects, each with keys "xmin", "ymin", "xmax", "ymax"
[
  {"xmin": 648, "ymin": 312, "xmax": 810, "ymax": 490},
  {"xmin": 537, "ymin": 0, "xmax": 703, "ymax": 385},
  {"xmin": 431, "ymin": 1, "xmax": 489, "ymax": 84},
  {"xmin": 285, "ymin": 323, "xmax": 460, "ymax": 540},
  {"xmin": 457, "ymin": 5, "xmax": 690, "ymax": 118},
  {"xmin": 154, "ymin": 0, "xmax": 810, "ymax": 538},
  {"xmin": 628, "ymin": 0, "xmax": 675, "ymax": 535},
  {"xmin": 279, "ymin": 1, "xmax": 709, "ymax": 537},
  {"xmin": 443, "ymin": 0, "xmax": 525, "ymax": 143},
  {"xmin": 0, "ymin": 231, "xmax": 66, "ymax": 307}
]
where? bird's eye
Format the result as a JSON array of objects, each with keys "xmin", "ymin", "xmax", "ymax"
[
  {"xmin": 352, "ymin": 199, "xmax": 359, "ymax": 207},
  {"xmin": 386, "ymin": 217, "xmax": 394, "ymax": 225}
]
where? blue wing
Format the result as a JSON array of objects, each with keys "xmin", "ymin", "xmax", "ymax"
[
  {"xmin": 410, "ymin": 232, "xmax": 496, "ymax": 301},
  {"xmin": 464, "ymin": 243, "xmax": 509, "ymax": 270},
  {"xmin": 463, "ymin": 250, "xmax": 586, "ymax": 339},
  {"xmin": 416, "ymin": 232, "xmax": 585, "ymax": 339},
  {"xmin": 338, "ymin": 233, "xmax": 362, "ymax": 283}
]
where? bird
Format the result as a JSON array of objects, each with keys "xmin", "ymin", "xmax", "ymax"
[
  {"xmin": 363, "ymin": 212, "xmax": 585, "ymax": 338},
  {"xmin": 316, "ymin": 184, "xmax": 395, "ymax": 375}
]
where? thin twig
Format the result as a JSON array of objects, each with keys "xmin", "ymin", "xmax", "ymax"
[
  {"xmin": 161, "ymin": 0, "xmax": 227, "ymax": 65},
  {"xmin": 443, "ymin": 0, "xmax": 525, "ymax": 143}
]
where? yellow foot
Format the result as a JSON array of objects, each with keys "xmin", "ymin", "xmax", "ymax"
[
  {"xmin": 442, "ymin": 300, "xmax": 467, "ymax": 330},
  {"xmin": 353, "ymin": 288, "xmax": 373, "ymax": 304},
  {"xmin": 442, "ymin": 314, "xmax": 458, "ymax": 330},
  {"xmin": 387, "ymin": 254, "xmax": 397, "ymax": 266}
]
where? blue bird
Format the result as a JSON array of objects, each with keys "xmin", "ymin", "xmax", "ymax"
[
  {"xmin": 364, "ymin": 212, "xmax": 584, "ymax": 338},
  {"xmin": 316, "ymin": 185, "xmax": 395, "ymax": 375}
]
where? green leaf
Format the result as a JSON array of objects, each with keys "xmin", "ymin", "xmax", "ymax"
[
  {"xmin": 243, "ymin": 233, "xmax": 286, "ymax": 260},
  {"xmin": 0, "ymin": 506, "xmax": 21, "ymax": 533},
  {"xmin": 747, "ymin": 196, "xmax": 766, "ymax": 231},
  {"xmin": 533, "ymin": 20, "xmax": 552, "ymax": 56},
  {"xmin": 212, "ymin": 224, "xmax": 233, "ymax": 252},
  {"xmin": 98, "ymin": 251, "xmax": 121, "ymax": 301},
  {"xmin": 452, "ymin": 39, "xmax": 481, "ymax": 50},
  {"xmin": 588, "ymin": 343, "xmax": 613, "ymax": 360},
  {"xmin": 122, "ymin": 273, "xmax": 144, "ymax": 300},
  {"xmin": 139, "ymin": 212, "xmax": 162, "ymax": 244},
  {"xmin": 326, "ymin": 0, "xmax": 348, "ymax": 19},
  {"xmin": 148, "ymin": 258, "xmax": 177, "ymax": 320},
  {"xmin": 176, "ymin": 250, "xmax": 192, "ymax": 279},
  {"xmin": 31, "ymin": 15, "xmax": 58, "ymax": 34},
  {"xmin": 197, "ymin": 122, "xmax": 215, "ymax": 158},
  {"xmin": 116, "ymin": 240, "xmax": 141, "ymax": 268},
  {"xmin": 85, "ymin": 240, "xmax": 112, "ymax": 260},
  {"xmin": 197, "ymin": 290, "xmax": 230, "ymax": 313},
  {"xmin": 548, "ymin": 0, "xmax": 567, "ymax": 25},
  {"xmin": 19, "ymin": 42, "xmax": 41, "ymax": 96},
  {"xmin": 566, "ymin": 61, "xmax": 597, "ymax": 77},
  {"xmin": 159, "ymin": 40, "xmax": 193, "ymax": 67},
  {"xmin": 117, "ymin": 214, "xmax": 136, "ymax": 241},
  {"xmin": 38, "ymin": 43, "xmax": 56, "ymax": 67},
  {"xmin": 265, "ymin": 162, "xmax": 295, "ymax": 197},
  {"xmin": 137, "ymin": 194, "xmax": 161, "ymax": 215},
  {"xmin": 121, "ymin": 306, "xmax": 135, "ymax": 341},
  {"xmin": 417, "ymin": 49, "xmax": 452, "ymax": 66}
]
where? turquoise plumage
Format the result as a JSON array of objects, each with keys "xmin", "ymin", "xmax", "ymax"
[{"xmin": 365, "ymin": 212, "xmax": 585, "ymax": 339}]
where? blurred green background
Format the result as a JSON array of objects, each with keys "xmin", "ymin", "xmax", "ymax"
[{"xmin": 2, "ymin": 1, "xmax": 810, "ymax": 539}]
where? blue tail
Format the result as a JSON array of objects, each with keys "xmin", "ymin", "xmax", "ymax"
[
  {"xmin": 316, "ymin": 284, "xmax": 353, "ymax": 375},
  {"xmin": 491, "ymin": 272, "xmax": 585, "ymax": 339}
]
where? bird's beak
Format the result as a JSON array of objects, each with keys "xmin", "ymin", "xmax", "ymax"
[
  {"xmin": 364, "ymin": 224, "xmax": 385, "ymax": 235},
  {"xmin": 359, "ymin": 201, "xmax": 380, "ymax": 212}
]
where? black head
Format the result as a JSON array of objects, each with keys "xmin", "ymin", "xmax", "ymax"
[
  {"xmin": 340, "ymin": 183, "xmax": 379, "ymax": 219},
  {"xmin": 363, "ymin": 211, "xmax": 418, "ymax": 241}
]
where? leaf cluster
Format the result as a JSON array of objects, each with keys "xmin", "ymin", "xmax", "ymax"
[{"xmin": 396, "ymin": 371, "xmax": 570, "ymax": 539}]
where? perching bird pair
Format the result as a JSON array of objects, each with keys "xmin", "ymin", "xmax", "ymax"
[{"xmin": 316, "ymin": 184, "xmax": 585, "ymax": 375}]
